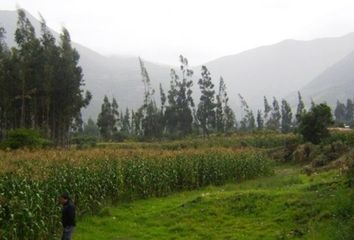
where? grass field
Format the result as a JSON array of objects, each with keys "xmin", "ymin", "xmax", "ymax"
[
  {"xmin": 75, "ymin": 165, "xmax": 354, "ymax": 240},
  {"xmin": 1, "ymin": 132, "xmax": 353, "ymax": 239}
]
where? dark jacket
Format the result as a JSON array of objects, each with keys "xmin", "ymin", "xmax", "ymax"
[{"xmin": 61, "ymin": 200, "xmax": 76, "ymax": 227}]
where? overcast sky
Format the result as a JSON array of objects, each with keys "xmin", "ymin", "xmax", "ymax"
[{"xmin": 2, "ymin": 0, "xmax": 354, "ymax": 65}]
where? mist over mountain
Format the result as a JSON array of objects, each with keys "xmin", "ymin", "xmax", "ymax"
[
  {"xmin": 1, "ymin": 9, "xmax": 354, "ymax": 120},
  {"xmin": 293, "ymin": 50, "xmax": 354, "ymax": 106},
  {"xmin": 203, "ymin": 34, "xmax": 354, "ymax": 110}
]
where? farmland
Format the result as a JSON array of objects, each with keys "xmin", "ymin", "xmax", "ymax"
[
  {"xmin": 75, "ymin": 166, "xmax": 354, "ymax": 240},
  {"xmin": 0, "ymin": 132, "xmax": 353, "ymax": 239}
]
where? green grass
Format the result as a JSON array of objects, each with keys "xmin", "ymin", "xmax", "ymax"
[{"xmin": 74, "ymin": 165, "xmax": 354, "ymax": 240}]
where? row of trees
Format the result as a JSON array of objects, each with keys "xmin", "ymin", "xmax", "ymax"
[
  {"xmin": 334, "ymin": 99, "xmax": 354, "ymax": 125},
  {"xmin": 0, "ymin": 10, "xmax": 91, "ymax": 145},
  {"xmin": 95, "ymin": 56, "xmax": 309, "ymax": 140},
  {"xmin": 95, "ymin": 56, "xmax": 238, "ymax": 140}
]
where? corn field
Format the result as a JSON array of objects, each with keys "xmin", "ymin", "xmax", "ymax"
[{"xmin": 0, "ymin": 145, "xmax": 273, "ymax": 239}]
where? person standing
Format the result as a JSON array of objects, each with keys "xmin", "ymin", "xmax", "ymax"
[{"xmin": 59, "ymin": 192, "xmax": 76, "ymax": 240}]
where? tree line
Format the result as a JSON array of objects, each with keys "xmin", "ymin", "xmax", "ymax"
[
  {"xmin": 93, "ymin": 56, "xmax": 313, "ymax": 141},
  {"xmin": 0, "ymin": 9, "xmax": 91, "ymax": 145},
  {"xmin": 334, "ymin": 99, "xmax": 354, "ymax": 126},
  {"xmin": 0, "ymin": 10, "xmax": 349, "ymax": 144}
]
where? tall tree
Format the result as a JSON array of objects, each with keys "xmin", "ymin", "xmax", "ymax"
[
  {"xmin": 263, "ymin": 96, "xmax": 271, "ymax": 123},
  {"xmin": 345, "ymin": 99, "xmax": 354, "ymax": 124},
  {"xmin": 295, "ymin": 91, "xmax": 305, "ymax": 126},
  {"xmin": 334, "ymin": 100, "xmax": 346, "ymax": 124},
  {"xmin": 82, "ymin": 118, "xmax": 100, "ymax": 137},
  {"xmin": 215, "ymin": 77, "xmax": 235, "ymax": 133},
  {"xmin": 215, "ymin": 78, "xmax": 224, "ymax": 132},
  {"xmin": 165, "ymin": 55, "xmax": 194, "ymax": 137},
  {"xmin": 0, "ymin": 10, "xmax": 91, "ymax": 145},
  {"xmin": 159, "ymin": 83, "xmax": 166, "ymax": 134},
  {"xmin": 39, "ymin": 14, "xmax": 60, "ymax": 136},
  {"xmin": 281, "ymin": 99, "xmax": 293, "ymax": 133},
  {"xmin": 54, "ymin": 27, "xmax": 91, "ymax": 144},
  {"xmin": 197, "ymin": 66, "xmax": 216, "ymax": 136},
  {"xmin": 0, "ymin": 26, "xmax": 10, "ymax": 139},
  {"xmin": 256, "ymin": 110, "xmax": 264, "ymax": 130},
  {"xmin": 97, "ymin": 96, "xmax": 113, "ymax": 140},
  {"xmin": 267, "ymin": 97, "xmax": 281, "ymax": 130},
  {"xmin": 138, "ymin": 58, "xmax": 162, "ymax": 138},
  {"xmin": 239, "ymin": 94, "xmax": 255, "ymax": 131},
  {"xmin": 121, "ymin": 108, "xmax": 131, "ymax": 135},
  {"xmin": 111, "ymin": 98, "xmax": 119, "ymax": 133},
  {"xmin": 14, "ymin": 9, "xmax": 42, "ymax": 128},
  {"xmin": 224, "ymin": 104, "xmax": 236, "ymax": 133}
]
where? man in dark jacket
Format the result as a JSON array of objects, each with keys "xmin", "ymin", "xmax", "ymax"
[{"xmin": 60, "ymin": 192, "xmax": 76, "ymax": 240}]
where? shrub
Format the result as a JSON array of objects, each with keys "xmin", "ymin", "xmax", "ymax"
[
  {"xmin": 70, "ymin": 136, "xmax": 97, "ymax": 149},
  {"xmin": 298, "ymin": 103, "xmax": 333, "ymax": 144},
  {"xmin": 345, "ymin": 152, "xmax": 354, "ymax": 187},
  {"xmin": 1, "ymin": 128, "xmax": 51, "ymax": 150}
]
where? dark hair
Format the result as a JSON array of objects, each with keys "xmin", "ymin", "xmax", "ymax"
[{"xmin": 61, "ymin": 192, "xmax": 70, "ymax": 200}]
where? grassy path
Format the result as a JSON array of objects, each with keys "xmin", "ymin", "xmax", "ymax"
[{"xmin": 74, "ymin": 165, "xmax": 353, "ymax": 240}]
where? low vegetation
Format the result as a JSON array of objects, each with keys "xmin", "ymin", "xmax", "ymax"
[
  {"xmin": 0, "ymin": 136, "xmax": 273, "ymax": 239},
  {"xmin": 0, "ymin": 131, "xmax": 353, "ymax": 239},
  {"xmin": 75, "ymin": 166, "xmax": 354, "ymax": 240}
]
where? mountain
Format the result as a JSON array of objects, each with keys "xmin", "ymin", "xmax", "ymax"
[
  {"xmin": 294, "ymin": 50, "xmax": 354, "ymax": 106},
  {"xmin": 1, "ymin": 9, "xmax": 354, "ymax": 119},
  {"xmin": 203, "ymin": 34, "xmax": 354, "ymax": 110}
]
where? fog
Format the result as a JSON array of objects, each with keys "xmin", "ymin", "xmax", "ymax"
[{"xmin": 2, "ymin": 0, "xmax": 354, "ymax": 65}]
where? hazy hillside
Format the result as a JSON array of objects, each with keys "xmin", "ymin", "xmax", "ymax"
[
  {"xmin": 294, "ymin": 50, "xmax": 354, "ymax": 106},
  {"xmin": 203, "ymin": 34, "xmax": 354, "ymax": 110},
  {"xmin": 2, "ymin": 9, "xmax": 354, "ymax": 119}
]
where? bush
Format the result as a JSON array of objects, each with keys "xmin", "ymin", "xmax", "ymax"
[
  {"xmin": 112, "ymin": 131, "xmax": 129, "ymax": 142},
  {"xmin": 70, "ymin": 136, "xmax": 97, "ymax": 149},
  {"xmin": 1, "ymin": 128, "xmax": 51, "ymax": 150},
  {"xmin": 345, "ymin": 152, "xmax": 354, "ymax": 187},
  {"xmin": 292, "ymin": 143, "xmax": 316, "ymax": 163},
  {"xmin": 322, "ymin": 131, "xmax": 354, "ymax": 146},
  {"xmin": 298, "ymin": 103, "xmax": 333, "ymax": 144}
]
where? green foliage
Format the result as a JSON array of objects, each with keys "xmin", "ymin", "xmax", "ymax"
[
  {"xmin": 82, "ymin": 118, "xmax": 100, "ymax": 138},
  {"xmin": 334, "ymin": 98, "xmax": 354, "ymax": 125},
  {"xmin": 97, "ymin": 96, "xmax": 117, "ymax": 140},
  {"xmin": 138, "ymin": 58, "xmax": 163, "ymax": 138},
  {"xmin": 74, "ymin": 167, "xmax": 353, "ymax": 240},
  {"xmin": 239, "ymin": 94, "xmax": 255, "ymax": 132},
  {"xmin": 263, "ymin": 96, "xmax": 272, "ymax": 122},
  {"xmin": 0, "ymin": 10, "xmax": 90, "ymax": 146},
  {"xmin": 298, "ymin": 103, "xmax": 334, "ymax": 144},
  {"xmin": 215, "ymin": 77, "xmax": 235, "ymax": 133},
  {"xmin": 281, "ymin": 99, "xmax": 293, "ymax": 133},
  {"xmin": 322, "ymin": 131, "xmax": 354, "ymax": 146},
  {"xmin": 197, "ymin": 66, "xmax": 216, "ymax": 136},
  {"xmin": 70, "ymin": 136, "xmax": 97, "ymax": 149},
  {"xmin": 0, "ymin": 150, "xmax": 272, "ymax": 239},
  {"xmin": 1, "ymin": 128, "xmax": 51, "ymax": 149},
  {"xmin": 266, "ymin": 97, "xmax": 281, "ymax": 130},
  {"xmin": 165, "ymin": 55, "xmax": 195, "ymax": 137},
  {"xmin": 295, "ymin": 91, "xmax": 306, "ymax": 126},
  {"xmin": 334, "ymin": 100, "xmax": 346, "ymax": 124},
  {"xmin": 256, "ymin": 109, "xmax": 264, "ymax": 130}
]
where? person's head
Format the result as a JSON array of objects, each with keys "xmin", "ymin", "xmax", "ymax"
[{"xmin": 59, "ymin": 192, "xmax": 70, "ymax": 205}]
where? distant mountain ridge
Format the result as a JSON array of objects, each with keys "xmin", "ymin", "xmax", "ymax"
[
  {"xmin": 1, "ymin": 9, "xmax": 354, "ymax": 119},
  {"xmin": 202, "ymin": 33, "xmax": 354, "ymax": 109},
  {"xmin": 295, "ymin": 50, "xmax": 354, "ymax": 105}
]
